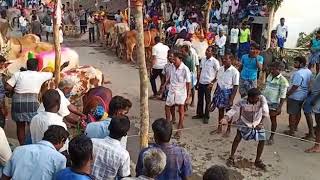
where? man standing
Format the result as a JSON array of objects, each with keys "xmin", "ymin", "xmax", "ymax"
[
  {"xmin": 211, "ymin": 53, "xmax": 239, "ymax": 135},
  {"xmin": 222, "ymin": 88, "xmax": 269, "ymax": 170},
  {"xmin": 165, "ymin": 51, "xmax": 191, "ymax": 137},
  {"xmin": 221, "ymin": 0, "xmax": 232, "ymax": 20},
  {"xmin": 239, "ymin": 43, "xmax": 263, "ymax": 97},
  {"xmin": 238, "ymin": 22, "xmax": 251, "ymax": 59},
  {"xmin": 18, "ymin": 12, "xmax": 28, "ymax": 36},
  {"xmin": 229, "ymin": 23, "xmax": 239, "ymax": 58},
  {"xmin": 115, "ymin": 10, "xmax": 123, "ymax": 23},
  {"xmin": 88, "ymin": 12, "xmax": 95, "ymax": 43},
  {"xmin": 150, "ymin": 36, "xmax": 169, "ymax": 98},
  {"xmin": 78, "ymin": 5, "xmax": 86, "ymax": 34},
  {"xmin": 286, "ymin": 56, "xmax": 312, "ymax": 136},
  {"xmin": 91, "ymin": 116, "xmax": 131, "ymax": 179},
  {"xmin": 193, "ymin": 47, "xmax": 220, "ymax": 124},
  {"xmin": 263, "ymin": 62, "xmax": 289, "ymax": 145},
  {"xmin": 276, "ymin": 18, "xmax": 288, "ymax": 52},
  {"xmin": 43, "ymin": 10, "xmax": 52, "ymax": 41},
  {"xmin": 307, "ymin": 30, "xmax": 320, "ymax": 74},
  {"xmin": 215, "ymin": 30, "xmax": 227, "ymax": 60},
  {"xmin": 136, "ymin": 118, "xmax": 192, "ymax": 179},
  {"xmin": 2, "ymin": 125, "xmax": 68, "ymax": 180}
]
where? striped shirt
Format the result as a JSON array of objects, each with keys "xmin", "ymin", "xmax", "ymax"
[{"xmin": 263, "ymin": 74, "xmax": 289, "ymax": 105}]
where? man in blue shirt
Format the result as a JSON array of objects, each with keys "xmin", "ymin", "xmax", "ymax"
[
  {"xmin": 2, "ymin": 125, "xmax": 69, "ymax": 180},
  {"xmin": 239, "ymin": 43, "xmax": 263, "ymax": 97},
  {"xmin": 55, "ymin": 135, "xmax": 94, "ymax": 180},
  {"xmin": 286, "ymin": 56, "xmax": 313, "ymax": 136}
]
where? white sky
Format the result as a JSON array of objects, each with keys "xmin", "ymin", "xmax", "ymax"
[{"xmin": 273, "ymin": 0, "xmax": 320, "ymax": 48}]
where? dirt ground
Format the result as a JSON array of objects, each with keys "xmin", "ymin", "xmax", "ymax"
[{"xmin": 4, "ymin": 36, "xmax": 320, "ymax": 180}]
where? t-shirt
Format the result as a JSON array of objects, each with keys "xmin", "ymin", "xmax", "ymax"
[
  {"xmin": 230, "ymin": 28, "xmax": 239, "ymax": 44},
  {"xmin": 239, "ymin": 28, "xmax": 250, "ymax": 43},
  {"xmin": 152, "ymin": 43, "xmax": 170, "ymax": 69},
  {"xmin": 115, "ymin": 14, "xmax": 123, "ymax": 23},
  {"xmin": 188, "ymin": 22, "xmax": 198, "ymax": 34},
  {"xmin": 55, "ymin": 167, "xmax": 93, "ymax": 180},
  {"xmin": 276, "ymin": 24, "xmax": 288, "ymax": 38},
  {"xmin": 221, "ymin": 0, "xmax": 232, "ymax": 15},
  {"xmin": 240, "ymin": 54, "xmax": 264, "ymax": 80},
  {"xmin": 288, "ymin": 68, "xmax": 313, "ymax": 101},
  {"xmin": 18, "ymin": 16, "xmax": 27, "ymax": 27}
]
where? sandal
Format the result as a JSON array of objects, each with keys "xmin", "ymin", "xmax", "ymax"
[
  {"xmin": 226, "ymin": 157, "xmax": 235, "ymax": 167},
  {"xmin": 254, "ymin": 160, "xmax": 266, "ymax": 170}
]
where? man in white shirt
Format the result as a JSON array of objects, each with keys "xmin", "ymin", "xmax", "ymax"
[
  {"xmin": 187, "ymin": 19, "xmax": 199, "ymax": 35},
  {"xmin": 210, "ymin": 53, "xmax": 239, "ymax": 134},
  {"xmin": 115, "ymin": 10, "xmax": 123, "ymax": 23},
  {"xmin": 19, "ymin": 13, "xmax": 28, "ymax": 36},
  {"xmin": 229, "ymin": 23, "xmax": 239, "ymax": 57},
  {"xmin": 176, "ymin": 21, "xmax": 187, "ymax": 33},
  {"xmin": 150, "ymin": 36, "xmax": 170, "ymax": 98},
  {"xmin": 193, "ymin": 47, "xmax": 220, "ymax": 124},
  {"xmin": 215, "ymin": 30, "xmax": 227, "ymax": 60},
  {"xmin": 91, "ymin": 116, "xmax": 131, "ymax": 179},
  {"xmin": 165, "ymin": 51, "xmax": 191, "ymax": 138},
  {"xmin": 30, "ymin": 89, "xmax": 69, "ymax": 152},
  {"xmin": 221, "ymin": 0, "xmax": 232, "ymax": 20},
  {"xmin": 276, "ymin": 17, "xmax": 288, "ymax": 50}
]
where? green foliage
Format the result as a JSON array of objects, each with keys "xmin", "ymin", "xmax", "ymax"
[
  {"xmin": 296, "ymin": 28, "xmax": 320, "ymax": 48},
  {"xmin": 266, "ymin": 0, "xmax": 283, "ymax": 11}
]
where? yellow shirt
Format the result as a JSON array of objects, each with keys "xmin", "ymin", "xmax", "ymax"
[{"xmin": 239, "ymin": 28, "xmax": 250, "ymax": 43}]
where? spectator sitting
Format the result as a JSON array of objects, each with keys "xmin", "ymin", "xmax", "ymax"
[
  {"xmin": 2, "ymin": 125, "xmax": 69, "ymax": 180},
  {"xmin": 55, "ymin": 135, "xmax": 94, "ymax": 180},
  {"xmin": 123, "ymin": 148, "xmax": 166, "ymax": 180},
  {"xmin": 136, "ymin": 118, "xmax": 192, "ymax": 179},
  {"xmin": 203, "ymin": 165, "xmax": 230, "ymax": 180}
]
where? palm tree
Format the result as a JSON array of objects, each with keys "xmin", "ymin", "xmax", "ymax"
[
  {"xmin": 131, "ymin": 0, "xmax": 150, "ymax": 149},
  {"xmin": 266, "ymin": 0, "xmax": 283, "ymax": 49}
]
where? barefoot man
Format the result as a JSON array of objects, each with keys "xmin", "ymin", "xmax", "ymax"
[
  {"xmin": 221, "ymin": 88, "xmax": 269, "ymax": 170},
  {"xmin": 165, "ymin": 51, "xmax": 191, "ymax": 138},
  {"xmin": 263, "ymin": 62, "xmax": 289, "ymax": 145},
  {"xmin": 210, "ymin": 52, "xmax": 239, "ymax": 135}
]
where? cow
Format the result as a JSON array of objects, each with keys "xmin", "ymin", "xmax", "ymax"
[
  {"xmin": 112, "ymin": 22, "xmax": 130, "ymax": 55},
  {"xmin": 101, "ymin": 19, "xmax": 116, "ymax": 46}
]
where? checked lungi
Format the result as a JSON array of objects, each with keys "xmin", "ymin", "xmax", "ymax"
[
  {"xmin": 211, "ymin": 85, "xmax": 233, "ymax": 110},
  {"xmin": 237, "ymin": 121, "xmax": 266, "ymax": 141},
  {"xmin": 308, "ymin": 51, "xmax": 320, "ymax": 65},
  {"xmin": 11, "ymin": 93, "xmax": 40, "ymax": 123}
]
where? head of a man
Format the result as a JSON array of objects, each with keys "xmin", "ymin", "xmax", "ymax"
[
  {"xmin": 142, "ymin": 148, "xmax": 167, "ymax": 178},
  {"xmin": 99, "ymin": 6, "xmax": 103, "ymax": 11},
  {"xmin": 154, "ymin": 36, "xmax": 161, "ymax": 44},
  {"xmin": 152, "ymin": 118, "xmax": 172, "ymax": 144},
  {"xmin": 109, "ymin": 96, "xmax": 132, "ymax": 117},
  {"xmin": 26, "ymin": 58, "xmax": 38, "ymax": 71},
  {"xmin": 43, "ymin": 125, "xmax": 69, "ymax": 151},
  {"xmin": 58, "ymin": 79, "xmax": 74, "ymax": 98},
  {"xmin": 247, "ymin": 88, "xmax": 261, "ymax": 105},
  {"xmin": 167, "ymin": 50, "xmax": 175, "ymax": 64},
  {"xmin": 203, "ymin": 165, "xmax": 230, "ymax": 180},
  {"xmin": 316, "ymin": 30, "xmax": 320, "ymax": 39},
  {"xmin": 79, "ymin": 5, "xmax": 83, "ymax": 10},
  {"xmin": 222, "ymin": 52, "xmax": 232, "ymax": 68},
  {"xmin": 205, "ymin": 46, "xmax": 214, "ymax": 59},
  {"xmin": 270, "ymin": 62, "xmax": 282, "ymax": 77},
  {"xmin": 249, "ymin": 43, "xmax": 261, "ymax": 57},
  {"xmin": 280, "ymin": 17, "xmax": 285, "ymax": 25},
  {"xmin": 181, "ymin": 45, "xmax": 190, "ymax": 57},
  {"xmin": 293, "ymin": 56, "xmax": 307, "ymax": 69},
  {"xmin": 219, "ymin": 30, "xmax": 225, "ymax": 37},
  {"xmin": 172, "ymin": 51, "xmax": 184, "ymax": 68},
  {"xmin": 69, "ymin": 135, "xmax": 93, "ymax": 170},
  {"xmin": 108, "ymin": 116, "xmax": 130, "ymax": 140},
  {"xmin": 43, "ymin": 89, "xmax": 61, "ymax": 113}
]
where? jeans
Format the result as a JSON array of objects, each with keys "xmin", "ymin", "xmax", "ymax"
[
  {"xmin": 89, "ymin": 28, "xmax": 95, "ymax": 42},
  {"xmin": 150, "ymin": 68, "xmax": 164, "ymax": 96},
  {"xmin": 196, "ymin": 83, "xmax": 212, "ymax": 119}
]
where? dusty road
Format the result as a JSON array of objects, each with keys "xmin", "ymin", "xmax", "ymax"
[{"xmin": 4, "ymin": 36, "xmax": 320, "ymax": 179}]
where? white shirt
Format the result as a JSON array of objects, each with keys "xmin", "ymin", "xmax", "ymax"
[
  {"xmin": 218, "ymin": 24, "xmax": 228, "ymax": 34},
  {"xmin": 215, "ymin": 35, "xmax": 227, "ymax": 48},
  {"xmin": 188, "ymin": 22, "xmax": 198, "ymax": 34},
  {"xmin": 91, "ymin": 136, "xmax": 130, "ymax": 179},
  {"xmin": 192, "ymin": 41, "xmax": 209, "ymax": 60},
  {"xmin": 217, "ymin": 65, "xmax": 240, "ymax": 89},
  {"xmin": 230, "ymin": 28, "xmax": 239, "ymax": 44},
  {"xmin": 221, "ymin": 0, "xmax": 232, "ymax": 15},
  {"xmin": 190, "ymin": 47, "xmax": 200, "ymax": 73},
  {"xmin": 30, "ymin": 111, "xmax": 68, "ymax": 152},
  {"xmin": 7, "ymin": 71, "xmax": 53, "ymax": 94},
  {"xmin": 152, "ymin": 43, "xmax": 170, "ymax": 69},
  {"xmin": 168, "ymin": 63, "xmax": 191, "ymax": 93},
  {"xmin": 19, "ymin": 16, "xmax": 27, "ymax": 27},
  {"xmin": 199, "ymin": 57, "xmax": 220, "ymax": 85},
  {"xmin": 276, "ymin": 24, "xmax": 288, "ymax": 38},
  {"xmin": 0, "ymin": 127, "xmax": 11, "ymax": 166},
  {"xmin": 177, "ymin": 26, "xmax": 187, "ymax": 33},
  {"xmin": 38, "ymin": 88, "xmax": 71, "ymax": 117}
]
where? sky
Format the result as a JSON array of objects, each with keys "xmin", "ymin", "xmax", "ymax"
[{"xmin": 273, "ymin": 0, "xmax": 320, "ymax": 48}]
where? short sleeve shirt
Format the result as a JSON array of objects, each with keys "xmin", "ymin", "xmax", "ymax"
[
  {"xmin": 230, "ymin": 28, "xmax": 239, "ymax": 44},
  {"xmin": 239, "ymin": 28, "xmax": 250, "ymax": 43},
  {"xmin": 217, "ymin": 65, "xmax": 240, "ymax": 89},
  {"xmin": 276, "ymin": 24, "xmax": 288, "ymax": 38},
  {"xmin": 289, "ymin": 68, "xmax": 313, "ymax": 101},
  {"xmin": 199, "ymin": 57, "xmax": 220, "ymax": 85},
  {"xmin": 240, "ymin": 55, "xmax": 264, "ymax": 80},
  {"xmin": 168, "ymin": 63, "xmax": 191, "ymax": 94},
  {"xmin": 263, "ymin": 74, "xmax": 289, "ymax": 105},
  {"xmin": 152, "ymin": 43, "xmax": 170, "ymax": 69}
]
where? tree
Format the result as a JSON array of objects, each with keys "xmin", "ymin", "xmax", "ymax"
[
  {"xmin": 53, "ymin": 0, "xmax": 62, "ymax": 85},
  {"xmin": 266, "ymin": 0, "xmax": 283, "ymax": 49},
  {"xmin": 131, "ymin": 0, "xmax": 150, "ymax": 149},
  {"xmin": 205, "ymin": 0, "xmax": 213, "ymax": 31}
]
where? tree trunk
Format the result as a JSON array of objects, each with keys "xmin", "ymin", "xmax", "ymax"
[
  {"xmin": 266, "ymin": 6, "xmax": 275, "ymax": 49},
  {"xmin": 53, "ymin": 0, "xmax": 62, "ymax": 85},
  {"xmin": 206, "ymin": 0, "xmax": 213, "ymax": 31},
  {"xmin": 128, "ymin": 0, "xmax": 131, "ymax": 28},
  {"xmin": 131, "ymin": 0, "xmax": 150, "ymax": 149}
]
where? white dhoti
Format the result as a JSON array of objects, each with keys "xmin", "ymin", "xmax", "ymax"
[
  {"xmin": 165, "ymin": 89, "xmax": 187, "ymax": 106},
  {"xmin": 45, "ymin": 25, "xmax": 53, "ymax": 33}
]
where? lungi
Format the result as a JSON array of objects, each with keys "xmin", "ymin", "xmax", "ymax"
[
  {"xmin": 45, "ymin": 25, "xmax": 53, "ymax": 33},
  {"xmin": 237, "ymin": 121, "xmax": 266, "ymax": 141},
  {"xmin": 239, "ymin": 78, "xmax": 257, "ymax": 97},
  {"xmin": 277, "ymin": 36, "xmax": 286, "ymax": 48},
  {"xmin": 166, "ymin": 89, "xmax": 187, "ymax": 106},
  {"xmin": 211, "ymin": 85, "xmax": 233, "ymax": 110},
  {"xmin": 11, "ymin": 93, "xmax": 39, "ymax": 122},
  {"xmin": 308, "ymin": 51, "xmax": 320, "ymax": 65}
]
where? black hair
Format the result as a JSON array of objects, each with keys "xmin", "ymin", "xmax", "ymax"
[
  {"xmin": 69, "ymin": 135, "xmax": 93, "ymax": 169},
  {"xmin": 43, "ymin": 89, "xmax": 61, "ymax": 112},
  {"xmin": 247, "ymin": 88, "xmax": 261, "ymax": 98},
  {"xmin": 108, "ymin": 116, "xmax": 130, "ymax": 139},
  {"xmin": 123, "ymin": 98, "xmax": 132, "ymax": 109},
  {"xmin": 154, "ymin": 36, "xmax": 161, "ymax": 44},
  {"xmin": 294, "ymin": 56, "xmax": 307, "ymax": 66},
  {"xmin": 26, "ymin": 58, "xmax": 38, "ymax": 71},
  {"xmin": 0, "ymin": 55, "xmax": 6, "ymax": 63},
  {"xmin": 280, "ymin": 17, "xmax": 285, "ymax": 21},
  {"xmin": 43, "ymin": 125, "xmax": 69, "ymax": 145},
  {"xmin": 109, "ymin": 96, "xmax": 126, "ymax": 116},
  {"xmin": 32, "ymin": 15, "xmax": 37, "ymax": 21},
  {"xmin": 203, "ymin": 165, "xmax": 230, "ymax": 180},
  {"xmin": 173, "ymin": 50, "xmax": 184, "ymax": 60},
  {"xmin": 250, "ymin": 42, "xmax": 260, "ymax": 50},
  {"xmin": 152, "ymin": 118, "xmax": 172, "ymax": 143},
  {"xmin": 270, "ymin": 61, "xmax": 283, "ymax": 70},
  {"xmin": 316, "ymin": 30, "xmax": 320, "ymax": 34},
  {"xmin": 99, "ymin": 5, "xmax": 103, "ymax": 9},
  {"xmin": 181, "ymin": 45, "xmax": 190, "ymax": 52}
]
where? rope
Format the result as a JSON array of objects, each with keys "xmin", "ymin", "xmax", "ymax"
[{"xmin": 127, "ymin": 122, "xmax": 320, "ymax": 145}]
